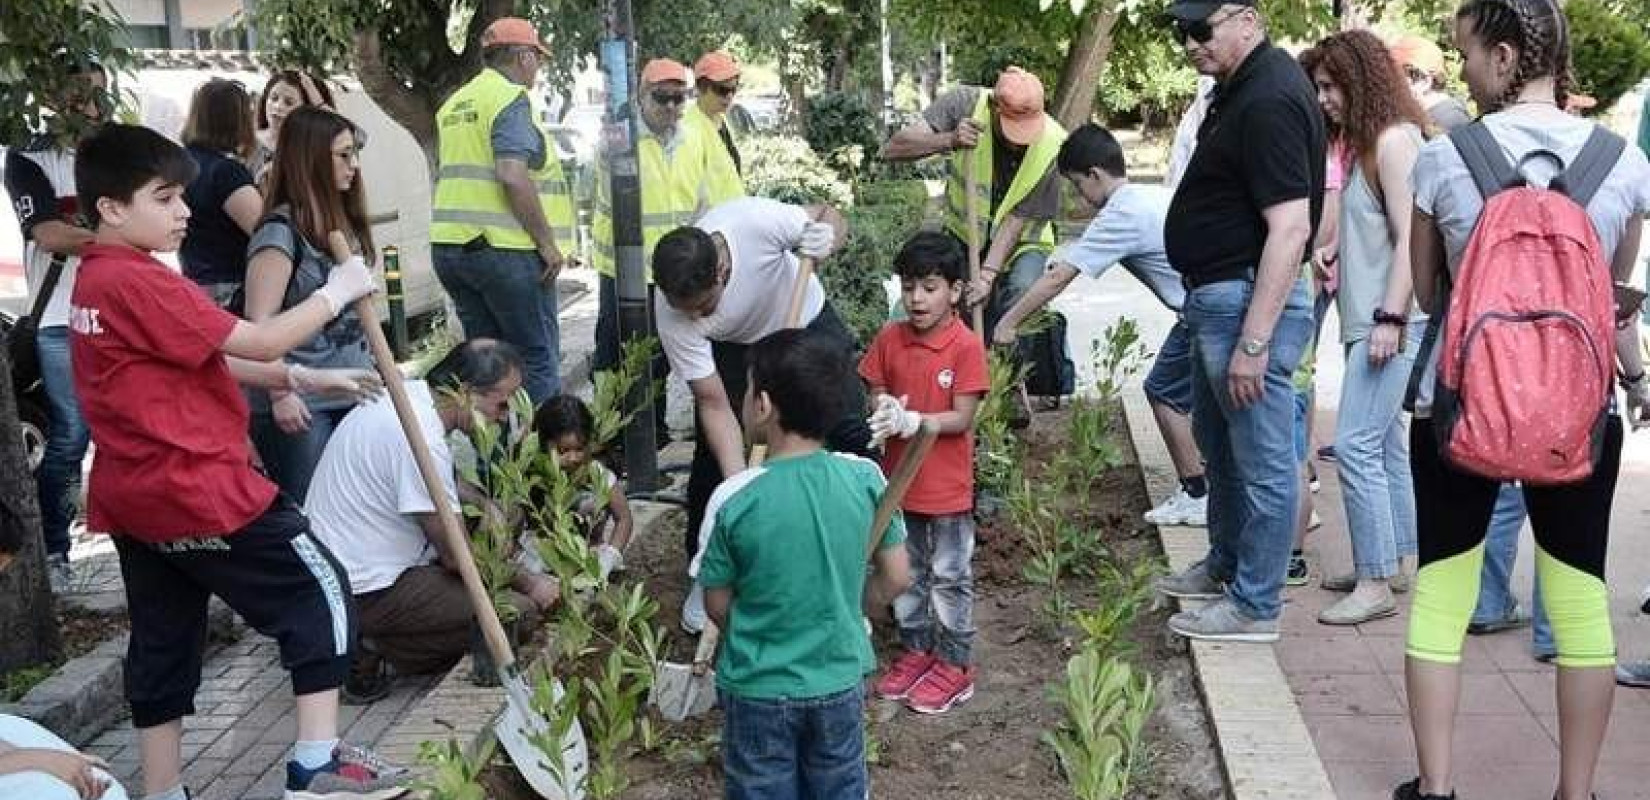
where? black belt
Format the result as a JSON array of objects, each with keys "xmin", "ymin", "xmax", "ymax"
[{"xmin": 1182, "ymin": 266, "xmax": 1258, "ymax": 291}]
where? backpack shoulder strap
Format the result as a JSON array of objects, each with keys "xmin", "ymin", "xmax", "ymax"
[
  {"xmin": 27, "ymin": 254, "xmax": 68, "ymax": 322},
  {"xmin": 1554, "ymin": 126, "xmax": 1626, "ymax": 208},
  {"xmin": 1448, "ymin": 122, "xmax": 1517, "ymax": 200}
]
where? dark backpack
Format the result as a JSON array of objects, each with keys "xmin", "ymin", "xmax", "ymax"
[
  {"xmin": 6, "ymin": 254, "xmax": 67, "ymax": 392},
  {"xmin": 1017, "ymin": 309, "xmax": 1076, "ymax": 398}
]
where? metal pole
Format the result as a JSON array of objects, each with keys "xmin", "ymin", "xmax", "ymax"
[
  {"xmin": 601, "ymin": 0, "xmax": 658, "ymax": 491},
  {"xmin": 382, "ymin": 245, "xmax": 409, "ymax": 361}
]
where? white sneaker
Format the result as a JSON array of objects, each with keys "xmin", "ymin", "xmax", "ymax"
[{"xmin": 1144, "ymin": 490, "xmax": 1207, "ymax": 527}]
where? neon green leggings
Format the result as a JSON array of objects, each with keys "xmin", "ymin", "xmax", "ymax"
[{"xmin": 1405, "ymin": 419, "xmax": 1619, "ymax": 669}]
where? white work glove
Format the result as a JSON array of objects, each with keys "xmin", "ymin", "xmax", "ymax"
[
  {"xmin": 314, "ymin": 255, "xmax": 376, "ymax": 317},
  {"xmin": 798, "ymin": 220, "xmax": 837, "ymax": 260},
  {"xmin": 867, "ymin": 394, "xmax": 921, "ymax": 446},
  {"xmin": 1624, "ymin": 377, "xmax": 1650, "ymax": 430},
  {"xmin": 595, "ymin": 544, "xmax": 624, "ymax": 580},
  {"xmin": 288, "ymin": 364, "xmax": 384, "ymax": 402}
]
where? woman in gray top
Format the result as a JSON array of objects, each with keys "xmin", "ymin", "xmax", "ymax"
[
  {"xmin": 244, "ymin": 107, "xmax": 375, "ymax": 502},
  {"xmin": 1299, "ymin": 31, "xmax": 1431, "ymax": 627}
]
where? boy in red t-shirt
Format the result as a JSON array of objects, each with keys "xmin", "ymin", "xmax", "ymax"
[
  {"xmin": 859, "ymin": 231, "xmax": 990, "ymax": 714},
  {"xmin": 70, "ymin": 124, "xmax": 405, "ymax": 800}
]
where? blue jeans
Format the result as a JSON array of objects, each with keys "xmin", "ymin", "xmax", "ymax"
[
  {"xmin": 250, "ymin": 405, "xmax": 351, "ymax": 504},
  {"xmin": 1143, "ymin": 321, "xmax": 1194, "ymax": 415},
  {"xmin": 893, "ymin": 512, "xmax": 976, "ymax": 666},
  {"xmin": 1333, "ymin": 322, "xmax": 1424, "ymax": 579},
  {"xmin": 1472, "ymin": 483, "xmax": 1555, "ymax": 655},
  {"xmin": 982, "ymin": 247, "xmax": 1048, "ymax": 339},
  {"xmin": 720, "ymin": 684, "xmax": 867, "ymax": 800},
  {"xmin": 1186, "ymin": 277, "xmax": 1313, "ymax": 621},
  {"xmin": 433, "ymin": 244, "xmax": 561, "ymax": 403},
  {"xmin": 36, "ymin": 326, "xmax": 89, "ymax": 558}
]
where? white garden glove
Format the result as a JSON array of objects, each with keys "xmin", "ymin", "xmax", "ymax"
[
  {"xmin": 867, "ymin": 394, "xmax": 921, "ymax": 446},
  {"xmin": 288, "ymin": 364, "xmax": 384, "ymax": 402},
  {"xmin": 798, "ymin": 220, "xmax": 838, "ymax": 260},
  {"xmin": 1624, "ymin": 377, "xmax": 1650, "ymax": 430},
  {"xmin": 595, "ymin": 543, "xmax": 624, "ymax": 580},
  {"xmin": 314, "ymin": 255, "xmax": 376, "ymax": 316}
]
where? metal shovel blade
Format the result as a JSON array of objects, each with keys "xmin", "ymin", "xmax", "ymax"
[
  {"xmin": 495, "ymin": 670, "xmax": 589, "ymax": 800},
  {"xmin": 650, "ymin": 660, "xmax": 717, "ymax": 722}
]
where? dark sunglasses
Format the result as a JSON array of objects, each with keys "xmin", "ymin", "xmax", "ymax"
[
  {"xmin": 651, "ymin": 90, "xmax": 689, "ymax": 106},
  {"xmin": 1172, "ymin": 7, "xmax": 1243, "ymax": 45},
  {"xmin": 709, "ymin": 81, "xmax": 739, "ymax": 97}
]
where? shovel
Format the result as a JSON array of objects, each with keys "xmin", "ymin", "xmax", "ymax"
[
  {"xmin": 650, "ymin": 253, "xmax": 816, "ymax": 721},
  {"xmin": 326, "ymin": 233, "xmax": 586, "ymax": 800},
  {"xmin": 966, "ymin": 149, "xmax": 986, "ymax": 335}
]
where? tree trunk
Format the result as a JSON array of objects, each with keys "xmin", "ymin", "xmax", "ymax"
[
  {"xmin": 0, "ymin": 344, "xmax": 62, "ymax": 673},
  {"xmin": 1050, "ymin": 1, "xmax": 1122, "ymax": 130}
]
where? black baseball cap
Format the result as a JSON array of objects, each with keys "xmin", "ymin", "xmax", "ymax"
[{"xmin": 1165, "ymin": 0, "xmax": 1253, "ymax": 22}]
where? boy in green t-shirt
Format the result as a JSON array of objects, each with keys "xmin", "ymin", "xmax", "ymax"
[{"xmin": 696, "ymin": 328, "xmax": 912, "ymax": 799}]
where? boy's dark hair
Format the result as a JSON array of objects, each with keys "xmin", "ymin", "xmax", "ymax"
[
  {"xmin": 76, "ymin": 124, "xmax": 199, "ymax": 227},
  {"xmin": 1056, "ymin": 123, "xmax": 1127, "ymax": 179},
  {"xmin": 426, "ymin": 337, "xmax": 525, "ymax": 395},
  {"xmin": 183, "ymin": 78, "xmax": 256, "ymax": 160},
  {"xmin": 534, "ymin": 394, "xmax": 595, "ymax": 446},
  {"xmin": 652, "ymin": 226, "xmax": 719, "ymax": 303},
  {"xmin": 748, "ymin": 328, "xmax": 846, "ymax": 441},
  {"xmin": 894, "ymin": 231, "xmax": 967, "ymax": 284}
]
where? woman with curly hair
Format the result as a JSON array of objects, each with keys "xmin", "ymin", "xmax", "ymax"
[
  {"xmin": 1398, "ymin": 0, "xmax": 1650, "ymax": 796},
  {"xmin": 1297, "ymin": 30, "xmax": 1430, "ymax": 626}
]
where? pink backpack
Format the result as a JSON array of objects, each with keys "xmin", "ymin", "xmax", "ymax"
[{"xmin": 1431, "ymin": 122, "xmax": 1625, "ymax": 484}]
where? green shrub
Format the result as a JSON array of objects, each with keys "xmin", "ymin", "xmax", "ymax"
[
  {"xmin": 803, "ymin": 91, "xmax": 882, "ymax": 181},
  {"xmin": 829, "ymin": 203, "xmax": 919, "ymax": 345},
  {"xmin": 1567, "ymin": 0, "xmax": 1650, "ymax": 115},
  {"xmin": 854, "ymin": 179, "xmax": 929, "ymax": 209},
  {"xmin": 742, "ymin": 134, "xmax": 854, "ymax": 209}
]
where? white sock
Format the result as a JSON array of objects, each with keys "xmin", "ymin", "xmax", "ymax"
[
  {"xmin": 145, "ymin": 784, "xmax": 188, "ymax": 800},
  {"xmin": 293, "ymin": 738, "xmax": 339, "ymax": 770}
]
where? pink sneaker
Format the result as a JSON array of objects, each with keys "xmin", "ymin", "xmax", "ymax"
[
  {"xmin": 874, "ymin": 650, "xmax": 937, "ymax": 700},
  {"xmin": 906, "ymin": 661, "xmax": 974, "ymax": 714}
]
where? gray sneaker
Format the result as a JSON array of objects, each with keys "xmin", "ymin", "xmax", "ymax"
[
  {"xmin": 1155, "ymin": 560, "xmax": 1225, "ymax": 600},
  {"xmin": 1617, "ymin": 660, "xmax": 1650, "ymax": 688},
  {"xmin": 1168, "ymin": 597, "xmax": 1280, "ymax": 643},
  {"xmin": 46, "ymin": 553, "xmax": 72, "ymax": 594}
]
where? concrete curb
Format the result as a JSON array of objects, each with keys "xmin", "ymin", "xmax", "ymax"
[
  {"xmin": 1121, "ymin": 389, "xmax": 1338, "ymax": 800},
  {"xmin": 4, "ymin": 598, "xmax": 237, "ymax": 747}
]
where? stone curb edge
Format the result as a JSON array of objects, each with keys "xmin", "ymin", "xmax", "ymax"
[{"xmin": 1121, "ymin": 389, "xmax": 1339, "ymax": 800}]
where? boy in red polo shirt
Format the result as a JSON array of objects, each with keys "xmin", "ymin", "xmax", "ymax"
[
  {"xmin": 860, "ymin": 231, "xmax": 990, "ymax": 714},
  {"xmin": 70, "ymin": 124, "xmax": 405, "ymax": 800}
]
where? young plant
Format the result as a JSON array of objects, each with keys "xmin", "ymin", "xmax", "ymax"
[
  {"xmin": 590, "ymin": 336, "xmax": 664, "ymax": 452},
  {"xmin": 1044, "ymin": 651, "xmax": 1155, "ymax": 800},
  {"xmin": 412, "ymin": 736, "xmax": 495, "ymax": 800}
]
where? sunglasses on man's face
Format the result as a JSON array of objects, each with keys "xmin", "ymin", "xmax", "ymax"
[
  {"xmin": 651, "ymin": 90, "xmax": 690, "ymax": 107},
  {"xmin": 1172, "ymin": 8, "xmax": 1243, "ymax": 46},
  {"xmin": 709, "ymin": 81, "xmax": 739, "ymax": 97}
]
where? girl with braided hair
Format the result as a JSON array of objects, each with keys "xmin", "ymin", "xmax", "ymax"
[
  {"xmin": 1298, "ymin": 30, "xmax": 1431, "ymax": 627},
  {"xmin": 1399, "ymin": 0, "xmax": 1650, "ymax": 797}
]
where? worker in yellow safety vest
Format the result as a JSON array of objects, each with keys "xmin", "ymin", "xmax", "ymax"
[
  {"xmin": 430, "ymin": 17, "xmax": 575, "ymax": 403},
  {"xmin": 880, "ymin": 67, "xmax": 1067, "ymax": 346},
  {"xmin": 685, "ymin": 49, "xmax": 745, "ymax": 198},
  {"xmin": 590, "ymin": 57, "xmax": 744, "ymax": 442}
]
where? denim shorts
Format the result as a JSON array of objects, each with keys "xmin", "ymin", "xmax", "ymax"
[
  {"xmin": 1143, "ymin": 321, "xmax": 1194, "ymax": 415},
  {"xmin": 720, "ymin": 683, "xmax": 867, "ymax": 800}
]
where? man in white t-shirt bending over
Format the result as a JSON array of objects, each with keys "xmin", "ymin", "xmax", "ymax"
[
  {"xmin": 650, "ymin": 196, "xmax": 873, "ymax": 631},
  {"xmin": 992, "ymin": 124, "xmax": 1209, "ymax": 527},
  {"xmin": 306, "ymin": 338, "xmax": 554, "ymax": 701}
]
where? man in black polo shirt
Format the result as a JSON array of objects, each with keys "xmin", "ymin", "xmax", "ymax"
[{"xmin": 1151, "ymin": 0, "xmax": 1324, "ymax": 643}]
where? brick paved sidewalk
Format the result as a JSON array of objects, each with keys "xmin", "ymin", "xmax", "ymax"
[{"xmin": 1280, "ymin": 342, "xmax": 1650, "ymax": 800}]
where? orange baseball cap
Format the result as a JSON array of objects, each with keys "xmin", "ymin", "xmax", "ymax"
[
  {"xmin": 641, "ymin": 58, "xmax": 690, "ymax": 87},
  {"xmin": 993, "ymin": 67, "xmax": 1046, "ymax": 146},
  {"xmin": 694, "ymin": 51, "xmax": 741, "ymax": 83},
  {"xmin": 1389, "ymin": 35, "xmax": 1445, "ymax": 78},
  {"xmin": 481, "ymin": 18, "xmax": 549, "ymax": 54}
]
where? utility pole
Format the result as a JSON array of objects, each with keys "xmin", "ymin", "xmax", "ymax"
[{"xmin": 601, "ymin": 0, "xmax": 658, "ymax": 491}]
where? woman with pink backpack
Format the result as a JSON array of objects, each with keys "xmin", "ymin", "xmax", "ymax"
[{"xmin": 1399, "ymin": 0, "xmax": 1650, "ymax": 797}]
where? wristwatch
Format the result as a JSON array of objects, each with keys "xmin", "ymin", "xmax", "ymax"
[
  {"xmin": 1239, "ymin": 337, "xmax": 1270, "ymax": 357},
  {"xmin": 1372, "ymin": 309, "xmax": 1407, "ymax": 327}
]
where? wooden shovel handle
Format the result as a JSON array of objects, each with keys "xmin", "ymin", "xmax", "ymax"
[
  {"xmin": 867, "ymin": 418, "xmax": 940, "ymax": 560},
  {"xmin": 965, "ymin": 152, "xmax": 985, "ymax": 335},
  {"xmin": 325, "ymin": 232, "xmax": 518, "ymax": 672},
  {"xmin": 785, "ymin": 256, "xmax": 816, "ymax": 329}
]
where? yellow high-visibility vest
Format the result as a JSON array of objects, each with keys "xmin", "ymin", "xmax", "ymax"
[
  {"xmin": 684, "ymin": 103, "xmax": 744, "ymax": 199},
  {"xmin": 590, "ymin": 119, "xmax": 744, "ymax": 280},
  {"xmin": 431, "ymin": 68, "xmax": 574, "ymax": 253},
  {"xmin": 943, "ymin": 92, "xmax": 1066, "ymax": 260}
]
